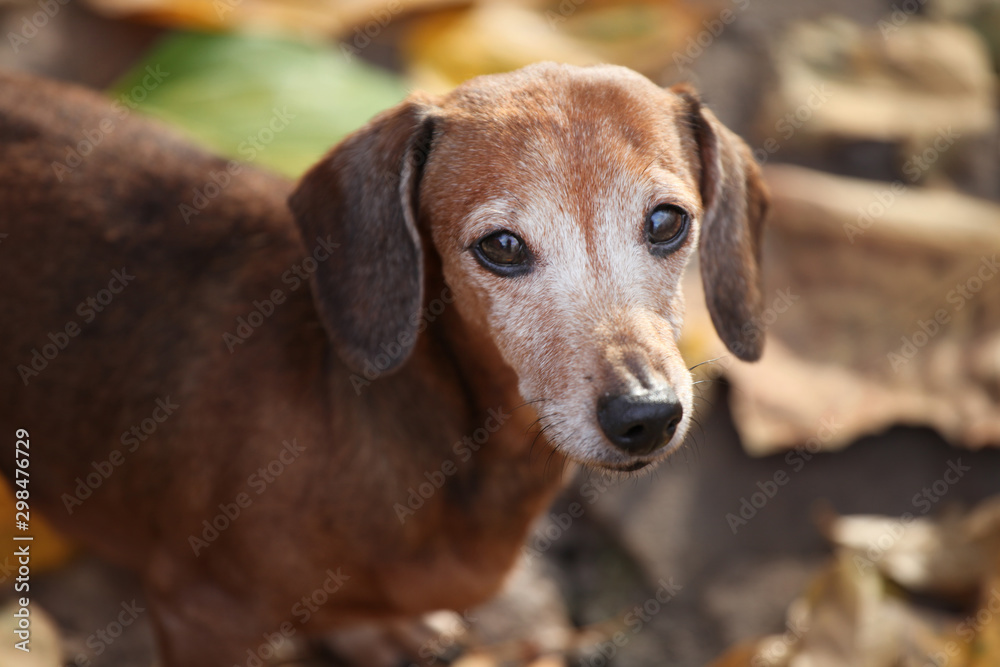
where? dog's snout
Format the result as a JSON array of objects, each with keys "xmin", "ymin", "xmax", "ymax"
[{"xmin": 597, "ymin": 388, "xmax": 683, "ymax": 456}]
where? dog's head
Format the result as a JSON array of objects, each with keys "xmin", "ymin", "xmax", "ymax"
[{"xmin": 290, "ymin": 63, "xmax": 767, "ymax": 472}]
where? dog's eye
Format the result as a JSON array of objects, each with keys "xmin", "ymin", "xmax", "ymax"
[
  {"xmin": 474, "ymin": 231, "xmax": 531, "ymax": 276},
  {"xmin": 646, "ymin": 204, "xmax": 690, "ymax": 251}
]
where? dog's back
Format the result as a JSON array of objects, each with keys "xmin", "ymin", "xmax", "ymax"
[{"xmin": 0, "ymin": 71, "xmax": 318, "ymax": 560}]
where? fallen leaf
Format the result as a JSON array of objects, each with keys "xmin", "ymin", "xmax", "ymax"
[
  {"xmin": 110, "ymin": 31, "xmax": 408, "ymax": 177},
  {"xmin": 711, "ymin": 496, "xmax": 1000, "ymax": 666},
  {"xmin": 712, "ymin": 164, "xmax": 1000, "ymax": 455}
]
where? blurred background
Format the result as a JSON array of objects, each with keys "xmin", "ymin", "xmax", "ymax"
[{"xmin": 2, "ymin": 0, "xmax": 1000, "ymax": 665}]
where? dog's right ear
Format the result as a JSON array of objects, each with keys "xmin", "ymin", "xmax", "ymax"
[{"xmin": 289, "ymin": 96, "xmax": 437, "ymax": 375}]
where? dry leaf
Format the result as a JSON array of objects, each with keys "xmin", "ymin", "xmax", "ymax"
[
  {"xmin": 716, "ymin": 164, "xmax": 1000, "ymax": 455},
  {"xmin": 82, "ymin": 0, "xmax": 460, "ymax": 37},
  {"xmin": 401, "ymin": 0, "xmax": 706, "ymax": 92},
  {"xmin": 711, "ymin": 496, "xmax": 1000, "ymax": 667},
  {"xmin": 827, "ymin": 499, "xmax": 1000, "ymax": 599},
  {"xmin": 757, "ymin": 18, "xmax": 996, "ymax": 146}
]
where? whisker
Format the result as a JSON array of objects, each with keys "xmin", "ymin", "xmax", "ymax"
[
  {"xmin": 680, "ymin": 415, "xmax": 708, "ymax": 454},
  {"xmin": 524, "ymin": 416, "xmax": 544, "ymax": 437},
  {"xmin": 539, "ymin": 421, "xmax": 569, "ymax": 479},
  {"xmin": 685, "ymin": 430, "xmax": 704, "ymax": 464},
  {"xmin": 688, "ymin": 356, "xmax": 725, "ymax": 371},
  {"xmin": 529, "ymin": 417, "xmax": 564, "ymax": 465},
  {"xmin": 558, "ymin": 452, "xmax": 571, "ymax": 481},
  {"xmin": 544, "ymin": 446, "xmax": 557, "ymax": 478},
  {"xmin": 511, "ymin": 397, "xmax": 550, "ymax": 412},
  {"xmin": 523, "ymin": 408, "xmax": 552, "ymax": 437}
]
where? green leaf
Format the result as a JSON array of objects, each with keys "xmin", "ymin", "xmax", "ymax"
[{"xmin": 110, "ymin": 31, "xmax": 408, "ymax": 177}]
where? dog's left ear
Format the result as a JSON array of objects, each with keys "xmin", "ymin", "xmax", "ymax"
[
  {"xmin": 673, "ymin": 85, "xmax": 769, "ymax": 361},
  {"xmin": 289, "ymin": 95, "xmax": 438, "ymax": 374}
]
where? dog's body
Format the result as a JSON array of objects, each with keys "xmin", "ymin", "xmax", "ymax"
[{"xmin": 0, "ymin": 64, "xmax": 765, "ymax": 665}]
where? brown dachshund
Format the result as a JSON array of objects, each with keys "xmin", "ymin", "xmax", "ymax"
[{"xmin": 0, "ymin": 62, "xmax": 766, "ymax": 666}]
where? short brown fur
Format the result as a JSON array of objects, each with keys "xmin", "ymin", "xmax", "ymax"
[{"xmin": 0, "ymin": 63, "xmax": 766, "ymax": 666}]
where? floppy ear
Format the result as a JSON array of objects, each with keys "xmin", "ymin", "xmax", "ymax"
[
  {"xmin": 289, "ymin": 96, "xmax": 437, "ymax": 374},
  {"xmin": 676, "ymin": 87, "xmax": 769, "ymax": 361}
]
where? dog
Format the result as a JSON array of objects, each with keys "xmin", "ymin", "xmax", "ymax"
[{"xmin": 0, "ymin": 62, "xmax": 766, "ymax": 666}]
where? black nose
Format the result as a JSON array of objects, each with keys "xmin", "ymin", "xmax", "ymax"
[{"xmin": 597, "ymin": 388, "xmax": 683, "ymax": 456}]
